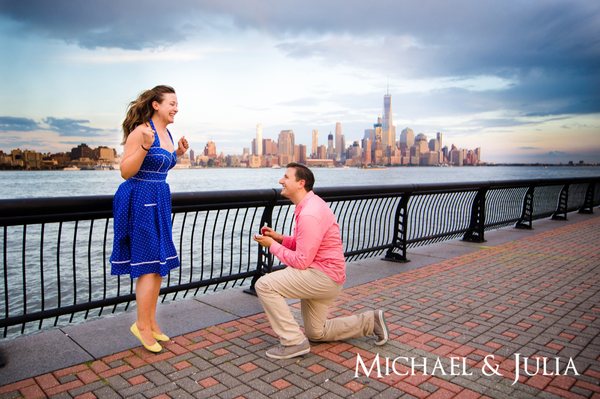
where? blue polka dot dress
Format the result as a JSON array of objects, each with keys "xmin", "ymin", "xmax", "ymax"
[{"xmin": 110, "ymin": 123, "xmax": 179, "ymax": 278}]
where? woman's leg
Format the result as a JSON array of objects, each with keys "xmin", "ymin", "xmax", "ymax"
[
  {"xmin": 149, "ymin": 274, "xmax": 163, "ymax": 333},
  {"xmin": 135, "ymin": 273, "xmax": 160, "ymax": 344}
]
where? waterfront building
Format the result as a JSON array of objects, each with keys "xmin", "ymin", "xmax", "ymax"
[
  {"xmin": 278, "ymin": 130, "xmax": 295, "ymax": 166},
  {"xmin": 335, "ymin": 122, "xmax": 344, "ymax": 162},
  {"xmin": 415, "ymin": 133, "xmax": 429, "ymax": 155},
  {"xmin": 263, "ymin": 139, "xmax": 278, "ymax": 156},
  {"xmin": 327, "ymin": 133, "xmax": 335, "ymax": 159},
  {"xmin": 256, "ymin": 124, "xmax": 263, "ymax": 156},
  {"xmin": 278, "ymin": 130, "xmax": 294, "ymax": 156},
  {"xmin": 94, "ymin": 146, "xmax": 116, "ymax": 162},
  {"xmin": 204, "ymin": 140, "xmax": 217, "ymax": 158},
  {"xmin": 311, "ymin": 129, "xmax": 319, "ymax": 158},
  {"xmin": 317, "ymin": 145, "xmax": 327, "ymax": 159},
  {"xmin": 362, "ymin": 138, "xmax": 372, "ymax": 165},
  {"xmin": 442, "ymin": 146, "xmax": 449, "ymax": 164},
  {"xmin": 400, "ymin": 128, "xmax": 415, "ymax": 156},
  {"xmin": 70, "ymin": 143, "xmax": 93, "ymax": 160},
  {"xmin": 306, "ymin": 158, "xmax": 334, "ymax": 167},
  {"xmin": 248, "ymin": 155, "xmax": 261, "ymax": 168},
  {"xmin": 297, "ymin": 144, "xmax": 307, "ymax": 164},
  {"xmin": 382, "ymin": 93, "xmax": 396, "ymax": 149},
  {"xmin": 429, "ymin": 138, "xmax": 440, "ymax": 153},
  {"xmin": 10, "ymin": 149, "xmax": 43, "ymax": 169}
]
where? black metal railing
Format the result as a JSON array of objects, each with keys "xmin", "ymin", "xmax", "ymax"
[{"xmin": 0, "ymin": 176, "xmax": 598, "ymax": 337}]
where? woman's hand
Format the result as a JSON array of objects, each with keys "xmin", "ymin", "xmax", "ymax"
[
  {"xmin": 176, "ymin": 136, "xmax": 189, "ymax": 156},
  {"xmin": 141, "ymin": 123, "xmax": 155, "ymax": 149}
]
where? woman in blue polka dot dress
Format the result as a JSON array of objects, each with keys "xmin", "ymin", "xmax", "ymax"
[{"xmin": 110, "ymin": 85, "xmax": 189, "ymax": 352}]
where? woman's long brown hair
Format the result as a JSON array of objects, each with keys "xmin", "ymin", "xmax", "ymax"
[{"xmin": 121, "ymin": 85, "xmax": 176, "ymax": 144}]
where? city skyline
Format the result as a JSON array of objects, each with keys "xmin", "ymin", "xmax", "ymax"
[{"xmin": 0, "ymin": 1, "xmax": 599, "ymax": 164}]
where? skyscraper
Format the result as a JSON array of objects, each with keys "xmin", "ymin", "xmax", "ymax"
[
  {"xmin": 327, "ymin": 133, "xmax": 335, "ymax": 159},
  {"xmin": 382, "ymin": 93, "xmax": 395, "ymax": 148},
  {"xmin": 256, "ymin": 124, "xmax": 263, "ymax": 156},
  {"xmin": 204, "ymin": 141, "xmax": 217, "ymax": 158},
  {"xmin": 298, "ymin": 144, "xmax": 307, "ymax": 163},
  {"xmin": 311, "ymin": 129, "xmax": 319, "ymax": 158},
  {"xmin": 400, "ymin": 128, "xmax": 415, "ymax": 148},
  {"xmin": 335, "ymin": 122, "xmax": 343, "ymax": 162},
  {"xmin": 278, "ymin": 130, "xmax": 295, "ymax": 165}
]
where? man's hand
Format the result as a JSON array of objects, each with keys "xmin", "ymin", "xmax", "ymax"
[
  {"xmin": 261, "ymin": 226, "xmax": 283, "ymax": 244},
  {"xmin": 253, "ymin": 234, "xmax": 275, "ymax": 248}
]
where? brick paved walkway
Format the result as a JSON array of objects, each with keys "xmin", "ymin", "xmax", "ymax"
[{"xmin": 1, "ymin": 216, "xmax": 599, "ymax": 398}]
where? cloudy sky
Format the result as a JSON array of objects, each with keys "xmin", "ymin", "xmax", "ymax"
[{"xmin": 1, "ymin": 0, "xmax": 599, "ymax": 163}]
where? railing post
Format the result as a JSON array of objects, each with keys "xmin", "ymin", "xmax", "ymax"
[
  {"xmin": 552, "ymin": 184, "xmax": 569, "ymax": 220},
  {"xmin": 244, "ymin": 193, "xmax": 276, "ymax": 296},
  {"xmin": 515, "ymin": 185, "xmax": 535, "ymax": 229},
  {"xmin": 384, "ymin": 194, "xmax": 410, "ymax": 262},
  {"xmin": 463, "ymin": 188, "xmax": 487, "ymax": 242},
  {"xmin": 578, "ymin": 182, "xmax": 595, "ymax": 214}
]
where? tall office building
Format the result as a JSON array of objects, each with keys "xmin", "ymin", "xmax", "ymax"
[
  {"xmin": 263, "ymin": 139, "xmax": 277, "ymax": 155},
  {"xmin": 436, "ymin": 132, "xmax": 443, "ymax": 150},
  {"xmin": 311, "ymin": 129, "xmax": 319, "ymax": 157},
  {"xmin": 429, "ymin": 138, "xmax": 440, "ymax": 152},
  {"xmin": 256, "ymin": 124, "xmax": 263, "ymax": 156},
  {"xmin": 400, "ymin": 128, "xmax": 415, "ymax": 147},
  {"xmin": 204, "ymin": 141, "xmax": 217, "ymax": 158},
  {"xmin": 278, "ymin": 130, "xmax": 295, "ymax": 165},
  {"xmin": 317, "ymin": 145, "xmax": 327, "ymax": 159},
  {"xmin": 382, "ymin": 93, "xmax": 395, "ymax": 148},
  {"xmin": 327, "ymin": 133, "xmax": 335, "ymax": 159},
  {"xmin": 415, "ymin": 133, "xmax": 428, "ymax": 155},
  {"xmin": 297, "ymin": 144, "xmax": 307, "ymax": 164},
  {"xmin": 474, "ymin": 147, "xmax": 481, "ymax": 164},
  {"xmin": 362, "ymin": 138, "xmax": 372, "ymax": 165},
  {"xmin": 335, "ymin": 122, "xmax": 343, "ymax": 161}
]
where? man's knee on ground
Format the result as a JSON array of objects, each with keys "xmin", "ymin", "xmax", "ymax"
[{"xmin": 304, "ymin": 325, "xmax": 326, "ymax": 342}]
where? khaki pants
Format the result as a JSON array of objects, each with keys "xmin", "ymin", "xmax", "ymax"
[{"xmin": 255, "ymin": 267, "xmax": 375, "ymax": 346}]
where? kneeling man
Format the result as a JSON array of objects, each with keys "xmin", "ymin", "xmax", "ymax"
[{"xmin": 254, "ymin": 163, "xmax": 389, "ymax": 359}]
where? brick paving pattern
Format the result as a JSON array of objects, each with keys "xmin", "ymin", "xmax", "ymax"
[{"xmin": 1, "ymin": 216, "xmax": 599, "ymax": 398}]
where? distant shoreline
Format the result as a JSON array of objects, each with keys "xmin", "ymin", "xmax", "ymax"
[{"xmin": 1, "ymin": 163, "xmax": 599, "ymax": 172}]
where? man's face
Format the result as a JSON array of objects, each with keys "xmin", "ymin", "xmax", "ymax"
[{"xmin": 279, "ymin": 167, "xmax": 304, "ymax": 199}]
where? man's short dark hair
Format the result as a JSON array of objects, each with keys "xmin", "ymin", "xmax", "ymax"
[{"xmin": 286, "ymin": 162, "xmax": 315, "ymax": 191}]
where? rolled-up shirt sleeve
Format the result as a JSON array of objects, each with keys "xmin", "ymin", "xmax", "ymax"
[{"xmin": 269, "ymin": 214, "xmax": 321, "ymax": 270}]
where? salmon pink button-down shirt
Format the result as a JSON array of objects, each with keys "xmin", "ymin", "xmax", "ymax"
[{"xmin": 269, "ymin": 191, "xmax": 346, "ymax": 285}]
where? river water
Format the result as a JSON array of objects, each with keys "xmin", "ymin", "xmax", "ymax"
[{"xmin": 1, "ymin": 165, "xmax": 599, "ymax": 199}]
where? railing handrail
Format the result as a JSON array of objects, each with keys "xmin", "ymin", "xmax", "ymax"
[{"xmin": 2, "ymin": 176, "xmax": 598, "ymax": 225}]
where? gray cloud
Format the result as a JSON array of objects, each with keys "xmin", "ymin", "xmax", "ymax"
[
  {"xmin": 2, "ymin": 0, "xmax": 599, "ymax": 125},
  {"xmin": 43, "ymin": 117, "xmax": 105, "ymax": 136},
  {"xmin": 0, "ymin": 116, "xmax": 109, "ymax": 137},
  {"xmin": 0, "ymin": 116, "xmax": 41, "ymax": 131}
]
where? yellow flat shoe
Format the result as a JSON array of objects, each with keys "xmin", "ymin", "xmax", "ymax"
[
  {"xmin": 152, "ymin": 331, "xmax": 170, "ymax": 342},
  {"xmin": 130, "ymin": 323, "xmax": 162, "ymax": 353}
]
